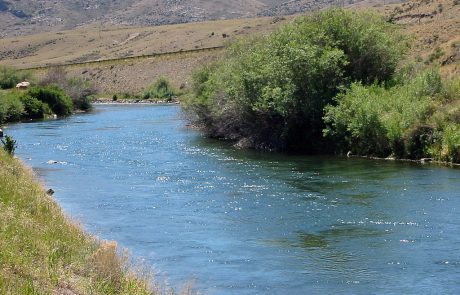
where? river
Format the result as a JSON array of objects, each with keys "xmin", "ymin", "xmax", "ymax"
[{"xmin": 7, "ymin": 104, "xmax": 460, "ymax": 294}]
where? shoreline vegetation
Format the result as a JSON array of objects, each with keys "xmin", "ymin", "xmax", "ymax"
[
  {"xmin": 184, "ymin": 8, "xmax": 460, "ymax": 164},
  {"xmin": 0, "ymin": 149, "xmax": 190, "ymax": 294},
  {"xmin": 0, "ymin": 66, "xmax": 94, "ymax": 124}
]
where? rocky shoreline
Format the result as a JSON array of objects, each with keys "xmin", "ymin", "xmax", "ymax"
[{"xmin": 93, "ymin": 97, "xmax": 180, "ymax": 104}]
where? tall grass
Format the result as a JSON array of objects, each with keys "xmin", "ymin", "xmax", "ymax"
[{"xmin": 0, "ymin": 150, "xmax": 187, "ymax": 294}]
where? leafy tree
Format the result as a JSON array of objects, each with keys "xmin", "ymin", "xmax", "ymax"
[{"xmin": 185, "ymin": 8, "xmax": 408, "ymax": 151}]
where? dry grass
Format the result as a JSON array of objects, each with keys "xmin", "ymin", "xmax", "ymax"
[
  {"xmin": 0, "ymin": 16, "xmax": 287, "ymax": 94},
  {"xmin": 0, "ymin": 17, "xmax": 286, "ymax": 69},
  {"xmin": 0, "ymin": 149, "xmax": 191, "ymax": 294},
  {"xmin": 0, "ymin": 0, "xmax": 458, "ymax": 95},
  {"xmin": 385, "ymin": 0, "xmax": 460, "ymax": 77}
]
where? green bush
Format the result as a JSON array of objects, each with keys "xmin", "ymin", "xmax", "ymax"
[
  {"xmin": 324, "ymin": 70, "xmax": 460, "ymax": 162},
  {"xmin": 19, "ymin": 94, "xmax": 50, "ymax": 119},
  {"xmin": 439, "ymin": 124, "xmax": 460, "ymax": 163},
  {"xmin": 1, "ymin": 135, "xmax": 17, "ymax": 156},
  {"xmin": 185, "ymin": 8, "xmax": 408, "ymax": 151},
  {"xmin": 27, "ymin": 86, "xmax": 73, "ymax": 116},
  {"xmin": 143, "ymin": 77, "xmax": 177, "ymax": 101},
  {"xmin": 0, "ymin": 66, "xmax": 32, "ymax": 89},
  {"xmin": 0, "ymin": 92, "xmax": 24, "ymax": 123}
]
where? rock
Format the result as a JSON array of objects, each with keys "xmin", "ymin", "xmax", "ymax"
[
  {"xmin": 46, "ymin": 188, "xmax": 54, "ymax": 196},
  {"xmin": 0, "ymin": 128, "xmax": 3, "ymax": 137},
  {"xmin": 234, "ymin": 137, "xmax": 253, "ymax": 149},
  {"xmin": 421, "ymin": 158, "xmax": 433, "ymax": 163}
]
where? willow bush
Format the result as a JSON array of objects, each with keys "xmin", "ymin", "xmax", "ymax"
[
  {"xmin": 324, "ymin": 70, "xmax": 460, "ymax": 163},
  {"xmin": 184, "ymin": 8, "xmax": 408, "ymax": 151},
  {"xmin": 143, "ymin": 77, "xmax": 177, "ymax": 101}
]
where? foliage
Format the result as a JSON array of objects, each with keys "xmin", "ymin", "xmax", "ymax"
[
  {"xmin": 143, "ymin": 77, "xmax": 177, "ymax": 101},
  {"xmin": 1, "ymin": 135, "xmax": 16, "ymax": 156},
  {"xmin": 438, "ymin": 124, "xmax": 460, "ymax": 163},
  {"xmin": 426, "ymin": 47, "xmax": 445, "ymax": 64},
  {"xmin": 185, "ymin": 8, "xmax": 408, "ymax": 151},
  {"xmin": 20, "ymin": 95, "xmax": 50, "ymax": 119},
  {"xmin": 27, "ymin": 86, "xmax": 73, "ymax": 116},
  {"xmin": 0, "ymin": 66, "xmax": 32, "ymax": 89},
  {"xmin": 0, "ymin": 91, "xmax": 24, "ymax": 123},
  {"xmin": 40, "ymin": 67, "xmax": 95, "ymax": 111},
  {"xmin": 323, "ymin": 70, "xmax": 460, "ymax": 163},
  {"xmin": 66, "ymin": 77, "xmax": 95, "ymax": 110}
]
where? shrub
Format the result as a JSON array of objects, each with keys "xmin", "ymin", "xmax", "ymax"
[
  {"xmin": 185, "ymin": 8, "xmax": 408, "ymax": 151},
  {"xmin": 27, "ymin": 86, "xmax": 73, "ymax": 116},
  {"xmin": 426, "ymin": 47, "xmax": 445, "ymax": 64},
  {"xmin": 439, "ymin": 124, "xmax": 460, "ymax": 163},
  {"xmin": 404, "ymin": 124, "xmax": 436, "ymax": 159},
  {"xmin": 143, "ymin": 77, "xmax": 177, "ymax": 101},
  {"xmin": 40, "ymin": 67, "xmax": 95, "ymax": 111},
  {"xmin": 324, "ymin": 70, "xmax": 460, "ymax": 162},
  {"xmin": 1, "ymin": 135, "xmax": 17, "ymax": 156},
  {"xmin": 0, "ymin": 66, "xmax": 32, "ymax": 89},
  {"xmin": 66, "ymin": 77, "xmax": 95, "ymax": 111},
  {"xmin": 0, "ymin": 91, "xmax": 24, "ymax": 123},
  {"xmin": 39, "ymin": 66, "xmax": 67, "ymax": 87},
  {"xmin": 19, "ymin": 94, "xmax": 50, "ymax": 119}
]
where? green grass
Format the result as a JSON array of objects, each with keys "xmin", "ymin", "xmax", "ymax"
[{"xmin": 0, "ymin": 150, "xmax": 182, "ymax": 294}]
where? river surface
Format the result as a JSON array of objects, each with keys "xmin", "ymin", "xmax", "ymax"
[{"xmin": 7, "ymin": 105, "xmax": 460, "ymax": 294}]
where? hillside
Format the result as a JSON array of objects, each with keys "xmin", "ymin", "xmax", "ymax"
[
  {"xmin": 0, "ymin": 0, "xmax": 457, "ymax": 94},
  {"xmin": 385, "ymin": 0, "xmax": 460, "ymax": 78},
  {"xmin": 0, "ymin": 0, "xmax": 403, "ymax": 37}
]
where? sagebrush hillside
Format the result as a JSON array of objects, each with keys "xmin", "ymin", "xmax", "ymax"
[
  {"xmin": 0, "ymin": 0, "xmax": 403, "ymax": 37},
  {"xmin": 0, "ymin": 0, "xmax": 457, "ymax": 94}
]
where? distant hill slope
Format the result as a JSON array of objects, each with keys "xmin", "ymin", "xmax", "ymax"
[{"xmin": 0, "ymin": 0, "xmax": 403, "ymax": 37}]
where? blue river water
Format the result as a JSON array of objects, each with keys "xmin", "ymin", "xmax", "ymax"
[{"xmin": 7, "ymin": 104, "xmax": 460, "ymax": 294}]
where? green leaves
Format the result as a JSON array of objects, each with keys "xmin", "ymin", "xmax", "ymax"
[
  {"xmin": 324, "ymin": 70, "xmax": 460, "ymax": 162},
  {"xmin": 1, "ymin": 135, "xmax": 17, "ymax": 156},
  {"xmin": 185, "ymin": 8, "xmax": 407, "ymax": 151},
  {"xmin": 143, "ymin": 77, "xmax": 177, "ymax": 101},
  {"xmin": 27, "ymin": 86, "xmax": 73, "ymax": 116}
]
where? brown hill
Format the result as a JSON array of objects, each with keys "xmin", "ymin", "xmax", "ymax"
[
  {"xmin": 0, "ymin": 0, "xmax": 457, "ymax": 95},
  {"xmin": 385, "ymin": 0, "xmax": 460, "ymax": 78},
  {"xmin": 0, "ymin": 0, "xmax": 402, "ymax": 37}
]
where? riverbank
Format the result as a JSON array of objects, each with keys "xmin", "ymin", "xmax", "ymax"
[
  {"xmin": 94, "ymin": 97, "xmax": 180, "ymax": 104},
  {"xmin": 0, "ymin": 149, "xmax": 164, "ymax": 294}
]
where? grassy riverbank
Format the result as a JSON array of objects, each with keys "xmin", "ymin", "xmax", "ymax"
[{"xmin": 0, "ymin": 149, "xmax": 165, "ymax": 294}]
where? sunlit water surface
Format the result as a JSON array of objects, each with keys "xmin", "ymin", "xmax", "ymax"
[{"xmin": 7, "ymin": 105, "xmax": 460, "ymax": 294}]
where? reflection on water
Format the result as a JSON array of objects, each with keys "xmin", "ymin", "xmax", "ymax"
[
  {"xmin": 297, "ymin": 232, "xmax": 329, "ymax": 248},
  {"xmin": 7, "ymin": 105, "xmax": 460, "ymax": 295}
]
